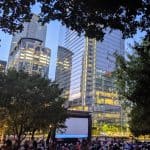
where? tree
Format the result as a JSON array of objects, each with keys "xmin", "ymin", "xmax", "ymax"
[
  {"xmin": 0, "ymin": 0, "xmax": 149, "ymax": 40},
  {"xmin": 0, "ymin": 70, "xmax": 68, "ymax": 148},
  {"xmin": 115, "ymin": 34, "xmax": 150, "ymax": 136},
  {"xmin": 129, "ymin": 105, "xmax": 150, "ymax": 137}
]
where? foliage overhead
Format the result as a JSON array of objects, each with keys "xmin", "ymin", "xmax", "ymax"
[
  {"xmin": 0, "ymin": 70, "xmax": 68, "ymax": 144},
  {"xmin": 0, "ymin": 0, "xmax": 149, "ymax": 40},
  {"xmin": 115, "ymin": 34, "xmax": 150, "ymax": 136}
]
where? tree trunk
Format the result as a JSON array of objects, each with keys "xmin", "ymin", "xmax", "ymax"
[
  {"xmin": 46, "ymin": 129, "xmax": 51, "ymax": 149},
  {"xmin": 31, "ymin": 129, "xmax": 36, "ymax": 139},
  {"xmin": 51, "ymin": 127, "xmax": 56, "ymax": 142},
  {"xmin": 46, "ymin": 126, "xmax": 56, "ymax": 149},
  {"xmin": 15, "ymin": 136, "xmax": 21, "ymax": 150}
]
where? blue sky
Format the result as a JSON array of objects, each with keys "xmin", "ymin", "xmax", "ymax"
[{"xmin": 0, "ymin": 4, "xmax": 145, "ymax": 80}]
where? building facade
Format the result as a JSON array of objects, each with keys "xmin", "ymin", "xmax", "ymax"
[
  {"xmin": 10, "ymin": 14, "xmax": 47, "ymax": 53},
  {"xmin": 55, "ymin": 46, "xmax": 73, "ymax": 100},
  {"xmin": 61, "ymin": 28, "xmax": 125, "ymax": 136},
  {"xmin": 7, "ymin": 15, "xmax": 50, "ymax": 77},
  {"xmin": 7, "ymin": 38, "xmax": 50, "ymax": 77},
  {"xmin": 0, "ymin": 60, "xmax": 7, "ymax": 73}
]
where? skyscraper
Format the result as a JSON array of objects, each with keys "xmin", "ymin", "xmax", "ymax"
[
  {"xmin": 10, "ymin": 14, "xmax": 47, "ymax": 53},
  {"xmin": 55, "ymin": 46, "xmax": 73, "ymax": 100},
  {"xmin": 61, "ymin": 28, "xmax": 125, "ymax": 136},
  {"xmin": 7, "ymin": 15, "xmax": 50, "ymax": 77}
]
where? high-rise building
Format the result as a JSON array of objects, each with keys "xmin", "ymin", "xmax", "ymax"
[
  {"xmin": 7, "ymin": 15, "xmax": 50, "ymax": 77},
  {"xmin": 61, "ymin": 28, "xmax": 125, "ymax": 136},
  {"xmin": 55, "ymin": 46, "xmax": 73, "ymax": 100},
  {"xmin": 7, "ymin": 38, "xmax": 50, "ymax": 77},
  {"xmin": 0, "ymin": 60, "xmax": 7, "ymax": 73},
  {"xmin": 10, "ymin": 14, "xmax": 47, "ymax": 53}
]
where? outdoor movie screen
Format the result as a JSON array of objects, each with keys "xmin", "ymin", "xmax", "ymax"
[{"xmin": 55, "ymin": 117, "xmax": 89, "ymax": 138}]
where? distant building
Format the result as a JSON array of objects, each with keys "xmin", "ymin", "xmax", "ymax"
[
  {"xmin": 7, "ymin": 14, "xmax": 50, "ymax": 77},
  {"xmin": 55, "ymin": 46, "xmax": 73, "ymax": 99},
  {"xmin": 0, "ymin": 60, "xmax": 7, "ymax": 73}
]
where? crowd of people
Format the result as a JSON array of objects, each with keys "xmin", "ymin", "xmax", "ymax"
[{"xmin": 0, "ymin": 137, "xmax": 150, "ymax": 150}]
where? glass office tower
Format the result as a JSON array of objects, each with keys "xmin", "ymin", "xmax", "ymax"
[
  {"xmin": 7, "ymin": 38, "xmax": 50, "ymax": 77},
  {"xmin": 7, "ymin": 15, "xmax": 50, "ymax": 77},
  {"xmin": 10, "ymin": 14, "xmax": 47, "ymax": 53},
  {"xmin": 62, "ymin": 28, "xmax": 125, "ymax": 136},
  {"xmin": 55, "ymin": 46, "xmax": 73, "ymax": 100},
  {"xmin": 63, "ymin": 30, "xmax": 86, "ymax": 103}
]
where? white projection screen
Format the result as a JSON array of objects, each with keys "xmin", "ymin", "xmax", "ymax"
[{"xmin": 55, "ymin": 117, "xmax": 89, "ymax": 138}]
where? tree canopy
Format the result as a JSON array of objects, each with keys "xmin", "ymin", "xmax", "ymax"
[
  {"xmin": 0, "ymin": 0, "xmax": 149, "ymax": 40},
  {"xmin": 115, "ymin": 34, "xmax": 150, "ymax": 136},
  {"xmin": 0, "ymin": 70, "xmax": 68, "ymax": 147}
]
